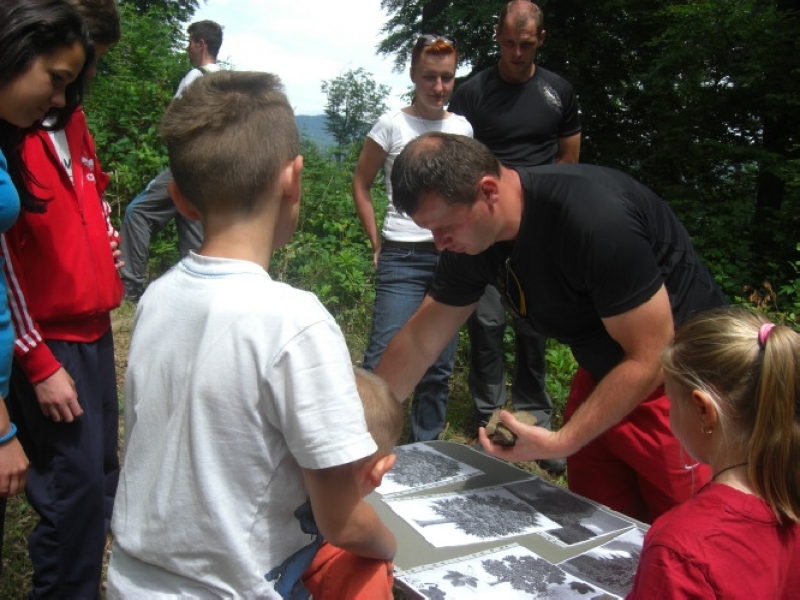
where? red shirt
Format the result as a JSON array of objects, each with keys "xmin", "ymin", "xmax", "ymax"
[{"xmin": 627, "ymin": 483, "xmax": 799, "ymax": 599}]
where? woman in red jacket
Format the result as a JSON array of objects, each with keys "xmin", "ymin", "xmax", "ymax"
[
  {"xmin": 2, "ymin": 0, "xmax": 122, "ymax": 596},
  {"xmin": 0, "ymin": 0, "xmax": 91, "ymax": 502}
]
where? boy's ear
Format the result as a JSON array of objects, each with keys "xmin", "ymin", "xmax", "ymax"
[
  {"xmin": 281, "ymin": 155, "xmax": 304, "ymax": 207},
  {"xmin": 367, "ymin": 453, "xmax": 396, "ymax": 489},
  {"xmin": 168, "ymin": 180, "xmax": 200, "ymax": 221}
]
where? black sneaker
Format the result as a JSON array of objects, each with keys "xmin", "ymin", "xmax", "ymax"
[{"xmin": 537, "ymin": 457, "xmax": 567, "ymax": 477}]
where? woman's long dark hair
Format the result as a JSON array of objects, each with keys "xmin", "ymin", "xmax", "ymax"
[{"xmin": 0, "ymin": 0, "xmax": 93, "ymax": 211}]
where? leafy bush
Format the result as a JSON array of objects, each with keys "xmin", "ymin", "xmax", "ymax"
[
  {"xmin": 271, "ymin": 139, "xmax": 383, "ymax": 334},
  {"xmin": 778, "ymin": 244, "xmax": 800, "ymax": 327},
  {"xmin": 85, "ymin": 4, "xmax": 188, "ymax": 215}
]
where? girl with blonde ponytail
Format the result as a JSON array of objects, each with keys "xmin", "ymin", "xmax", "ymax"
[{"xmin": 628, "ymin": 307, "xmax": 799, "ymax": 598}]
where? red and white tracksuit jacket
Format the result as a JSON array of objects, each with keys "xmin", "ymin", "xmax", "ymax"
[{"xmin": 2, "ymin": 108, "xmax": 123, "ymax": 384}]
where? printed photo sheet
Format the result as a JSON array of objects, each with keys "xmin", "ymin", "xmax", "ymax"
[
  {"xmin": 559, "ymin": 527, "xmax": 645, "ymax": 598},
  {"xmin": 377, "ymin": 443, "xmax": 483, "ymax": 497},
  {"xmin": 385, "ymin": 486, "xmax": 561, "ymax": 547},
  {"xmin": 395, "ymin": 543, "xmax": 620, "ymax": 599},
  {"xmin": 502, "ymin": 478, "xmax": 634, "ymax": 547}
]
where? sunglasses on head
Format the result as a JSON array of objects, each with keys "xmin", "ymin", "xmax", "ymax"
[
  {"xmin": 498, "ymin": 257, "xmax": 527, "ymax": 319},
  {"xmin": 417, "ymin": 34, "xmax": 456, "ymax": 48}
]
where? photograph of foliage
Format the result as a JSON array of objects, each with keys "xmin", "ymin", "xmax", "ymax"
[
  {"xmin": 387, "ymin": 486, "xmax": 560, "ymax": 547},
  {"xmin": 396, "ymin": 544, "xmax": 618, "ymax": 599},
  {"xmin": 378, "ymin": 443, "xmax": 483, "ymax": 496},
  {"xmin": 558, "ymin": 528, "xmax": 645, "ymax": 598},
  {"xmin": 504, "ymin": 479, "xmax": 634, "ymax": 546}
]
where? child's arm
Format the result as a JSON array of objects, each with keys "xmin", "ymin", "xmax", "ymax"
[{"xmin": 303, "ymin": 463, "xmax": 396, "ymax": 561}]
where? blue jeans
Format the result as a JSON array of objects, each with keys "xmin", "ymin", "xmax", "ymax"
[{"xmin": 362, "ymin": 243, "xmax": 457, "ymax": 442}]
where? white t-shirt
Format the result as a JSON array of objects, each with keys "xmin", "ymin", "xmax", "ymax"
[
  {"xmin": 174, "ymin": 63, "xmax": 221, "ymax": 98},
  {"xmin": 107, "ymin": 252, "xmax": 376, "ymax": 599},
  {"xmin": 368, "ymin": 109, "xmax": 472, "ymax": 242}
]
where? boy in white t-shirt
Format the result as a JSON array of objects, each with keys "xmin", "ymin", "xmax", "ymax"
[{"xmin": 106, "ymin": 70, "xmax": 396, "ymax": 599}]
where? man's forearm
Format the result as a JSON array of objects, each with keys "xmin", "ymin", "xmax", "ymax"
[
  {"xmin": 374, "ymin": 326, "xmax": 436, "ymax": 402},
  {"xmin": 375, "ymin": 298, "xmax": 475, "ymax": 402},
  {"xmin": 557, "ymin": 358, "xmax": 663, "ymax": 456}
]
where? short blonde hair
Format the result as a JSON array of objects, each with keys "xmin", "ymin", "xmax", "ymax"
[
  {"xmin": 160, "ymin": 71, "xmax": 299, "ymax": 215},
  {"xmin": 355, "ymin": 368, "xmax": 403, "ymax": 456}
]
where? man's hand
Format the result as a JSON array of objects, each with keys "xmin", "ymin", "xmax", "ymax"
[
  {"xmin": 0, "ymin": 438, "xmax": 28, "ymax": 496},
  {"xmin": 478, "ymin": 410, "xmax": 570, "ymax": 462},
  {"xmin": 34, "ymin": 367, "xmax": 83, "ymax": 423}
]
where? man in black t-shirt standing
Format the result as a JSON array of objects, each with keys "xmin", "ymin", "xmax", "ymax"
[
  {"xmin": 448, "ymin": 1, "xmax": 581, "ymax": 475},
  {"xmin": 375, "ymin": 132, "xmax": 727, "ymax": 523}
]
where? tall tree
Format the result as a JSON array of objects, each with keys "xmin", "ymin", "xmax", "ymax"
[
  {"xmin": 118, "ymin": 0, "xmax": 201, "ymax": 26},
  {"xmin": 378, "ymin": 0, "xmax": 499, "ymax": 73},
  {"xmin": 321, "ymin": 68, "xmax": 390, "ymax": 152}
]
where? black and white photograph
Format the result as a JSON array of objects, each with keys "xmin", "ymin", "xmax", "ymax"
[
  {"xmin": 396, "ymin": 544, "xmax": 618, "ymax": 599},
  {"xmin": 558, "ymin": 527, "xmax": 645, "ymax": 598},
  {"xmin": 504, "ymin": 479, "xmax": 635, "ymax": 546},
  {"xmin": 386, "ymin": 486, "xmax": 560, "ymax": 547},
  {"xmin": 377, "ymin": 443, "xmax": 484, "ymax": 496}
]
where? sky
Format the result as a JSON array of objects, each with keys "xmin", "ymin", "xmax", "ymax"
[{"xmin": 192, "ymin": 0, "xmax": 416, "ymax": 116}]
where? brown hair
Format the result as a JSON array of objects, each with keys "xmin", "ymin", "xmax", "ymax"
[
  {"xmin": 662, "ymin": 307, "xmax": 800, "ymax": 525},
  {"xmin": 391, "ymin": 132, "xmax": 500, "ymax": 215},
  {"xmin": 188, "ymin": 19, "xmax": 223, "ymax": 59},
  {"xmin": 64, "ymin": 0, "xmax": 120, "ymax": 46},
  {"xmin": 355, "ymin": 368, "xmax": 403, "ymax": 456},
  {"xmin": 497, "ymin": 1, "xmax": 544, "ymax": 36},
  {"xmin": 159, "ymin": 70, "xmax": 299, "ymax": 215}
]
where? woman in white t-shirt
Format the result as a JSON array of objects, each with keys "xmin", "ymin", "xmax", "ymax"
[{"xmin": 352, "ymin": 34, "xmax": 472, "ymax": 442}]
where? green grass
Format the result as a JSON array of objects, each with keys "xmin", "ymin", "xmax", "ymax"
[{"xmin": 0, "ymin": 303, "xmax": 575, "ymax": 596}]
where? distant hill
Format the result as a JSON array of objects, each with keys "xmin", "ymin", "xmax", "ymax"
[{"xmin": 296, "ymin": 114, "xmax": 335, "ymax": 149}]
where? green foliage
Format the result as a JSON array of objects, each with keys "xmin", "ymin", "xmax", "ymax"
[
  {"xmin": 83, "ymin": 4, "xmax": 194, "ymax": 274},
  {"xmin": 379, "ymin": 0, "xmax": 500, "ymax": 73},
  {"xmin": 776, "ymin": 244, "xmax": 800, "ymax": 327},
  {"xmin": 544, "ymin": 340, "xmax": 577, "ymax": 414},
  {"xmin": 119, "ymin": 0, "xmax": 200, "ymax": 25},
  {"xmin": 271, "ymin": 138, "xmax": 383, "ymax": 331},
  {"xmin": 85, "ymin": 3, "xmax": 190, "ymax": 220},
  {"xmin": 321, "ymin": 68, "xmax": 391, "ymax": 152}
]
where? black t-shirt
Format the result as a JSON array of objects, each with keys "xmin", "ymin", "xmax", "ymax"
[
  {"xmin": 448, "ymin": 65, "xmax": 582, "ymax": 167},
  {"xmin": 429, "ymin": 164, "xmax": 727, "ymax": 380}
]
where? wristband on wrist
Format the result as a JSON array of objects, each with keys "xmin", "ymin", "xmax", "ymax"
[{"xmin": 0, "ymin": 422, "xmax": 17, "ymax": 444}]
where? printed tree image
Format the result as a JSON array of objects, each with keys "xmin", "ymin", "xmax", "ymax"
[
  {"xmin": 482, "ymin": 554, "xmax": 567, "ymax": 595},
  {"xmin": 388, "ymin": 447, "xmax": 462, "ymax": 487},
  {"xmin": 414, "ymin": 493, "xmax": 546, "ymax": 539},
  {"xmin": 506, "ymin": 480, "xmax": 615, "ymax": 545},
  {"xmin": 562, "ymin": 546, "xmax": 640, "ymax": 597}
]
